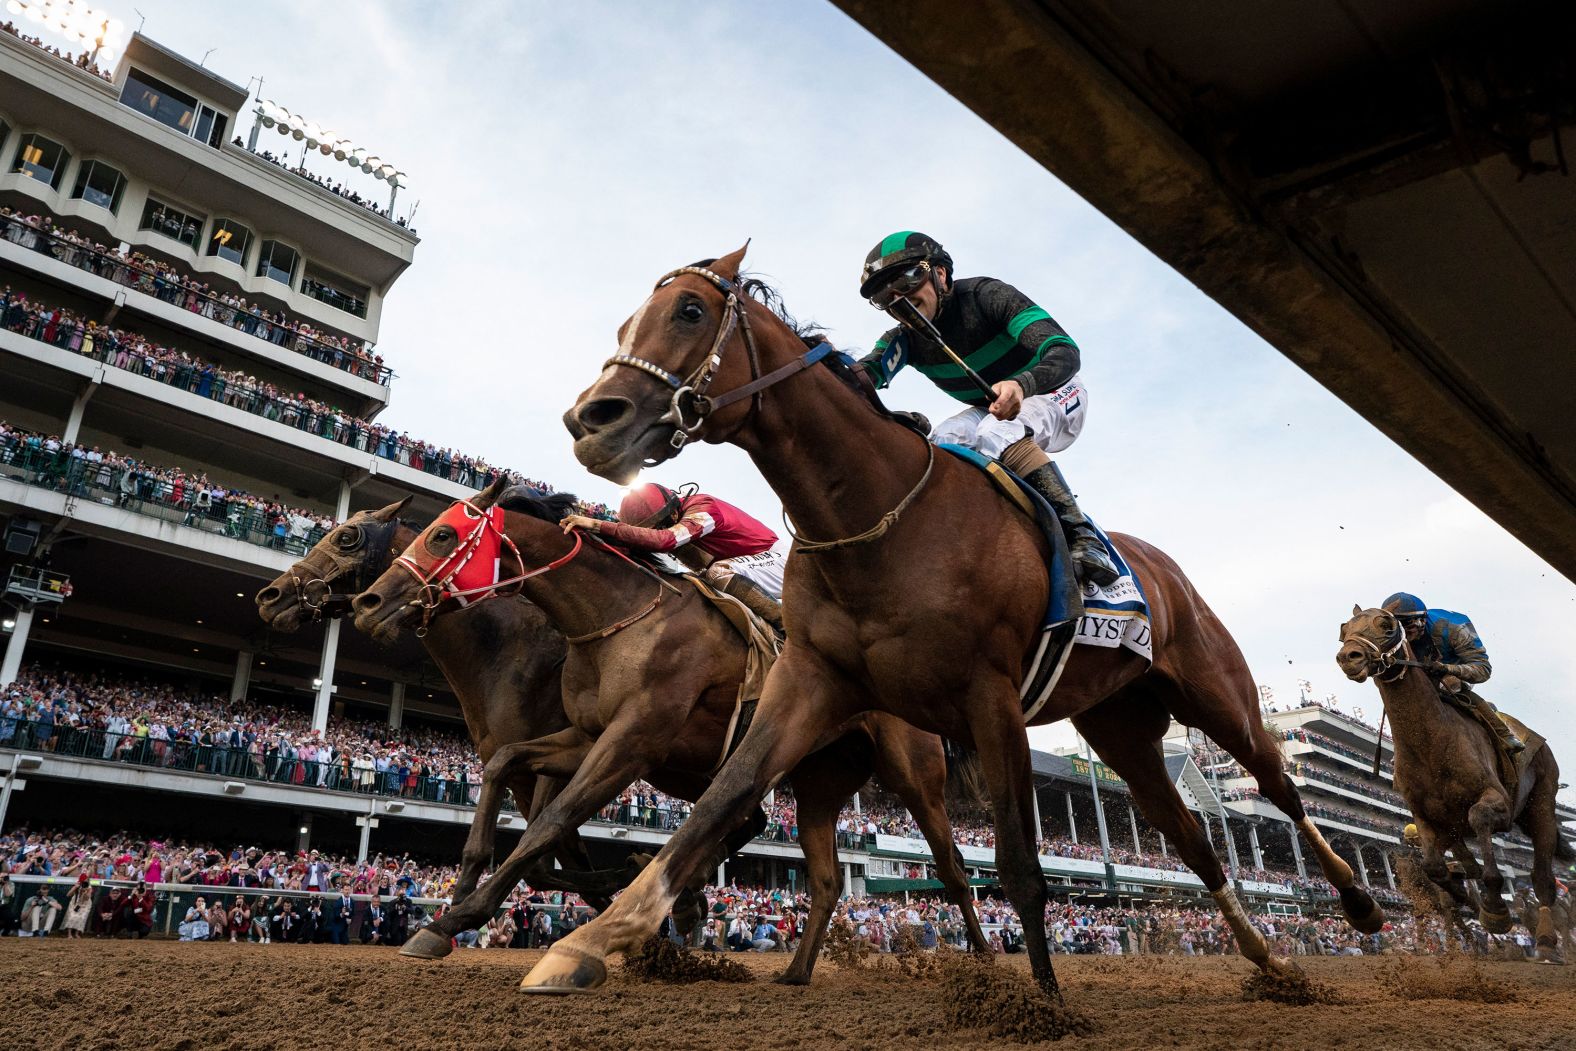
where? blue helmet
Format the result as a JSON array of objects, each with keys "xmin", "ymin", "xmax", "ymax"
[{"xmin": 1382, "ymin": 592, "xmax": 1427, "ymax": 618}]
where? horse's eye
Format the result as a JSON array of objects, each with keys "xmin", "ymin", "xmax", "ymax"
[
  {"xmin": 679, "ymin": 302, "xmax": 704, "ymax": 323},
  {"xmin": 336, "ymin": 528, "xmax": 361, "ymax": 549}
]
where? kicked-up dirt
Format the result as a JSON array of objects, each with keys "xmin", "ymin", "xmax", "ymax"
[{"xmin": 1, "ymin": 938, "xmax": 1572, "ymax": 1050}]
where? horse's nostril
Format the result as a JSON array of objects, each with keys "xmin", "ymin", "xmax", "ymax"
[
  {"xmin": 256, "ymin": 586, "xmax": 281, "ymax": 605},
  {"xmin": 353, "ymin": 592, "xmax": 382, "ymax": 615},
  {"xmin": 577, "ymin": 397, "xmax": 635, "ymax": 433}
]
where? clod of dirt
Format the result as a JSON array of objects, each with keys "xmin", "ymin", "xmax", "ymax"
[
  {"xmin": 1378, "ymin": 955, "xmax": 1519, "ymax": 1003},
  {"xmin": 822, "ymin": 919, "xmax": 875, "ymax": 970},
  {"xmin": 940, "ymin": 954, "xmax": 1094, "ymax": 1042},
  {"xmin": 621, "ymin": 934, "xmax": 753, "ymax": 984},
  {"xmin": 1240, "ymin": 968, "xmax": 1338, "ymax": 1005}
]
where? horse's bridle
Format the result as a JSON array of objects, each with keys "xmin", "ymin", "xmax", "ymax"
[
  {"xmin": 602, "ymin": 265, "xmax": 833, "ymax": 455},
  {"xmin": 392, "ymin": 499, "xmax": 582, "ymax": 637},
  {"xmin": 290, "ymin": 519, "xmax": 400, "ymax": 621},
  {"xmin": 1342, "ymin": 617, "xmax": 1427, "ymax": 683}
]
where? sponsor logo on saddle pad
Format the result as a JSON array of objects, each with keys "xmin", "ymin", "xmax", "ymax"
[{"xmin": 1075, "ymin": 525, "xmax": 1153, "ymax": 662}]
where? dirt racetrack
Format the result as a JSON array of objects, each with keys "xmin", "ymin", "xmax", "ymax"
[{"xmin": 3, "ymin": 939, "xmax": 1573, "ymax": 1051}]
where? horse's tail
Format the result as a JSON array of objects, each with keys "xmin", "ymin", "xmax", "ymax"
[{"xmin": 944, "ymin": 738, "xmax": 991, "ymax": 812}]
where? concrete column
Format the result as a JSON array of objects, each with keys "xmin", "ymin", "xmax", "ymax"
[
  {"xmin": 1127, "ymin": 803, "xmax": 1141, "ymax": 852},
  {"xmin": 1288, "ymin": 821, "xmax": 1308, "ymax": 879},
  {"xmin": 1159, "ymin": 832, "xmax": 1168, "ymax": 857},
  {"xmin": 842, "ymin": 862, "xmax": 853, "ymax": 897},
  {"xmin": 1249, "ymin": 823, "xmax": 1264, "ymax": 870},
  {"xmin": 1380, "ymin": 848, "xmax": 1396, "ymax": 890},
  {"xmin": 1030, "ymin": 785, "xmax": 1043, "ymax": 848},
  {"xmin": 717, "ymin": 861, "xmax": 726, "ymax": 887},
  {"xmin": 230, "ymin": 650, "xmax": 253, "ymax": 703},
  {"xmin": 387, "ymin": 681, "xmax": 405, "ymax": 729},
  {"xmin": 335, "ymin": 478, "xmax": 353, "ymax": 521},
  {"xmin": 0, "ymin": 606, "xmax": 35, "ymax": 687},
  {"xmin": 0, "ymin": 765, "xmax": 28, "ymax": 834},
  {"xmin": 1065, "ymin": 790, "xmax": 1078, "ymax": 844},
  {"xmin": 62, "ymin": 378, "xmax": 98, "ymax": 445},
  {"xmin": 1085, "ymin": 744, "xmax": 1114, "ymax": 887},
  {"xmin": 1353, "ymin": 844, "xmax": 1371, "ymax": 887},
  {"xmin": 852, "ymin": 792, "xmax": 861, "ymax": 816},
  {"xmin": 311, "ymin": 619, "xmax": 341, "ymax": 733},
  {"xmin": 296, "ymin": 813, "xmax": 313, "ymax": 854}
]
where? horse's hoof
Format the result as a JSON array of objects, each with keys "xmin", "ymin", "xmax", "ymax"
[
  {"xmin": 1267, "ymin": 956, "xmax": 1303, "ymax": 979},
  {"xmin": 773, "ymin": 970, "xmax": 811, "ymax": 987},
  {"xmin": 1478, "ymin": 908, "xmax": 1513, "ymax": 934},
  {"xmin": 1338, "ymin": 886, "xmax": 1386, "ymax": 934},
  {"xmin": 399, "ymin": 928, "xmax": 454, "ymax": 960},
  {"xmin": 519, "ymin": 946, "xmax": 607, "ymax": 995}
]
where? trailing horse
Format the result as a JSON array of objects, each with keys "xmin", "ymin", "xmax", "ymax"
[
  {"xmin": 254, "ymin": 500, "xmax": 622, "ymax": 907},
  {"xmin": 528, "ymin": 244, "xmax": 1382, "ymax": 997},
  {"xmin": 1338, "ymin": 605, "xmax": 1570, "ymax": 963},
  {"xmin": 349, "ymin": 477, "xmax": 989, "ymax": 982}
]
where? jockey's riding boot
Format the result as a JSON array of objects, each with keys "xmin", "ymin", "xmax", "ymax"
[
  {"xmin": 1481, "ymin": 700, "xmax": 1526, "ymax": 754},
  {"xmin": 721, "ymin": 574, "xmax": 785, "ymax": 637},
  {"xmin": 1022, "ymin": 462, "xmax": 1120, "ymax": 587}
]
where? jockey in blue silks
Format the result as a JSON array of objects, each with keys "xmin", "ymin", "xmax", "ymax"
[{"xmin": 1382, "ymin": 592, "xmax": 1523, "ymax": 753}]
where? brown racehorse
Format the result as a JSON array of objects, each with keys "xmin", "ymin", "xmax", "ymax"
[
  {"xmin": 1338, "ymin": 606, "xmax": 1571, "ymax": 963},
  {"xmin": 350, "ymin": 477, "xmax": 989, "ymax": 982},
  {"xmin": 532, "ymin": 244, "xmax": 1383, "ymax": 998},
  {"xmin": 254, "ymin": 501, "xmax": 624, "ymax": 907}
]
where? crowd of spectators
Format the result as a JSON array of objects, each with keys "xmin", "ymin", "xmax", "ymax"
[
  {"xmin": 0, "ymin": 19, "xmax": 113, "ymax": 82},
  {"xmin": 1, "ymin": 665, "xmax": 489, "ymax": 805},
  {"xmin": 235, "ymin": 145, "xmax": 411, "ymax": 227},
  {"xmin": 1280, "ymin": 725, "xmax": 1396, "ymax": 778},
  {"xmin": 1, "ymin": 421, "xmax": 336, "ymax": 551},
  {"xmin": 2, "ymin": 208, "xmax": 389, "ymax": 383},
  {"xmin": 0, "ymin": 282, "xmax": 614, "ymax": 517}
]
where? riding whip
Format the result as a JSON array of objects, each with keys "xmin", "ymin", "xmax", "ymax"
[{"xmin": 886, "ymin": 297, "xmax": 998, "ymax": 403}]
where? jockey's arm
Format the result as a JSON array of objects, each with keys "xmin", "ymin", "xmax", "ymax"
[
  {"xmin": 590, "ymin": 509, "xmax": 716, "ymax": 552},
  {"xmin": 1434, "ymin": 620, "xmax": 1491, "ymax": 685},
  {"xmin": 855, "ymin": 329, "xmax": 908, "ymax": 389},
  {"xmin": 975, "ymin": 278, "xmax": 1082, "ymax": 399}
]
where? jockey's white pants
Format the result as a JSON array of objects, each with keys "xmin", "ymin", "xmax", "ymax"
[
  {"xmin": 929, "ymin": 377, "xmax": 1087, "ymax": 458},
  {"xmin": 704, "ymin": 549, "xmax": 786, "ymax": 600}
]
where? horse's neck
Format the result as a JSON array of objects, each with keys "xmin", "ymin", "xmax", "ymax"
[
  {"xmin": 503, "ymin": 512, "xmax": 649, "ymax": 640},
  {"xmin": 1375, "ymin": 659, "xmax": 1451, "ymax": 761},
  {"xmin": 423, "ymin": 603, "xmax": 568, "ymax": 744},
  {"xmin": 737, "ymin": 336, "xmax": 932, "ymax": 546}
]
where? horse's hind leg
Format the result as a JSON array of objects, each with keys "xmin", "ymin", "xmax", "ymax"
[
  {"xmin": 874, "ymin": 720, "xmax": 989, "ymax": 957},
  {"xmin": 1074, "ymin": 691, "xmax": 1296, "ymax": 979},
  {"xmin": 1153, "ymin": 641, "xmax": 1384, "ymax": 934},
  {"xmin": 774, "ymin": 736, "xmax": 872, "ymax": 986},
  {"xmin": 1517, "ymin": 755, "xmax": 1567, "ymax": 963}
]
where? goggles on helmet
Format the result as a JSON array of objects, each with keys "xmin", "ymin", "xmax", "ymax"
[{"xmin": 866, "ymin": 261, "xmax": 932, "ymax": 310}]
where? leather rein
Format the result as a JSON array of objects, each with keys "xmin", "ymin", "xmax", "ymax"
[
  {"xmin": 1342, "ymin": 617, "xmax": 1429, "ymax": 776},
  {"xmin": 290, "ymin": 518, "xmax": 400, "ymax": 621},
  {"xmin": 601, "ymin": 264, "xmax": 932, "ymax": 551}
]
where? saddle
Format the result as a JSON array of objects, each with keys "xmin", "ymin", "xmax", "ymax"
[{"xmin": 684, "ymin": 573, "xmax": 780, "ymax": 774}]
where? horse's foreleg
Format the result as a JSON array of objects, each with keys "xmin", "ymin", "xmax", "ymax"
[
  {"xmin": 520, "ymin": 646, "xmax": 847, "ymax": 994},
  {"xmin": 968, "ymin": 675, "xmax": 1058, "ymax": 1001},
  {"xmin": 1469, "ymin": 788, "xmax": 1514, "ymax": 931}
]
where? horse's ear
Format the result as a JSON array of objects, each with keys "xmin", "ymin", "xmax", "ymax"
[
  {"xmin": 713, "ymin": 240, "xmax": 750, "ymax": 281},
  {"xmin": 371, "ymin": 496, "xmax": 413, "ymax": 522},
  {"xmin": 473, "ymin": 475, "xmax": 511, "ymax": 510},
  {"xmin": 1352, "ymin": 603, "xmax": 1363, "ymax": 616}
]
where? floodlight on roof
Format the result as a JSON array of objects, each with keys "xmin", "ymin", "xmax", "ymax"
[
  {"xmin": 5, "ymin": 2, "xmax": 24, "ymax": 17},
  {"xmin": 331, "ymin": 138, "xmax": 353, "ymax": 161},
  {"xmin": 317, "ymin": 131, "xmax": 339, "ymax": 156}
]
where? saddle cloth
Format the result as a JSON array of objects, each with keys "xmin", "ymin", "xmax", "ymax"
[
  {"xmin": 937, "ymin": 444, "xmax": 1155, "ymax": 718},
  {"xmin": 1455, "ymin": 700, "xmax": 1544, "ymax": 808},
  {"xmin": 684, "ymin": 573, "xmax": 779, "ymax": 774}
]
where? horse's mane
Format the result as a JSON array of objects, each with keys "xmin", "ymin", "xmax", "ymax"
[{"xmin": 497, "ymin": 487, "xmax": 579, "ymax": 524}]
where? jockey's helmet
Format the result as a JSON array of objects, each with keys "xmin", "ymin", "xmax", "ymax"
[
  {"xmin": 1382, "ymin": 592, "xmax": 1427, "ymax": 621},
  {"xmin": 860, "ymin": 231, "xmax": 953, "ymax": 302},
  {"xmin": 618, "ymin": 482, "xmax": 684, "ymax": 528}
]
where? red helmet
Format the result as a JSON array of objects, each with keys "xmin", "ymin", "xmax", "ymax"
[{"xmin": 618, "ymin": 482, "xmax": 684, "ymax": 528}]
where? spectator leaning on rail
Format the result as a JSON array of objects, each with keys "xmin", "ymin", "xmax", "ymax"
[
  {"xmin": 1382, "ymin": 592, "xmax": 1524, "ymax": 753},
  {"xmin": 854, "ymin": 231, "xmax": 1118, "ymax": 586},
  {"xmin": 561, "ymin": 481, "xmax": 786, "ymax": 635}
]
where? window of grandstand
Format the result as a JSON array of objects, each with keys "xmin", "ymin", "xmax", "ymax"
[
  {"xmin": 205, "ymin": 217, "xmax": 253, "ymax": 266},
  {"xmin": 139, "ymin": 197, "xmax": 206, "ymax": 250},
  {"xmin": 256, "ymin": 239, "xmax": 299, "ymax": 286},
  {"xmin": 118, "ymin": 68, "xmax": 229, "ymax": 148},
  {"xmin": 10, "ymin": 133, "xmax": 70, "ymax": 189},
  {"xmin": 301, "ymin": 265, "xmax": 369, "ymax": 319},
  {"xmin": 69, "ymin": 159, "xmax": 128, "ymax": 213}
]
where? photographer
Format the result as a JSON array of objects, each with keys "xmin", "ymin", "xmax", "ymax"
[
  {"xmin": 271, "ymin": 898, "xmax": 299, "ymax": 943},
  {"xmin": 360, "ymin": 895, "xmax": 385, "ymax": 945},
  {"xmin": 329, "ymin": 886, "xmax": 354, "ymax": 945},
  {"xmin": 123, "ymin": 881, "xmax": 156, "ymax": 938}
]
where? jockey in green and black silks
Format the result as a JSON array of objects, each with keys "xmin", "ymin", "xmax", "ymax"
[
  {"xmin": 855, "ymin": 231, "xmax": 1119, "ymax": 586},
  {"xmin": 1382, "ymin": 592, "xmax": 1525, "ymax": 753}
]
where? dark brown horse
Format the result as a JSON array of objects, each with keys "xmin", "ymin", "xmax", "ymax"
[
  {"xmin": 350, "ymin": 477, "xmax": 988, "ymax": 982},
  {"xmin": 254, "ymin": 501, "xmax": 619, "ymax": 906},
  {"xmin": 1339, "ymin": 606, "xmax": 1571, "ymax": 963},
  {"xmin": 530, "ymin": 245, "xmax": 1382, "ymax": 997}
]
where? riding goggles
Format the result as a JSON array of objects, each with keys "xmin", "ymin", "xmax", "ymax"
[{"xmin": 865, "ymin": 261, "xmax": 932, "ymax": 310}]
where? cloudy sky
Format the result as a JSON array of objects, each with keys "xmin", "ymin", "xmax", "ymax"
[{"xmin": 124, "ymin": 1, "xmax": 1571, "ymax": 799}]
